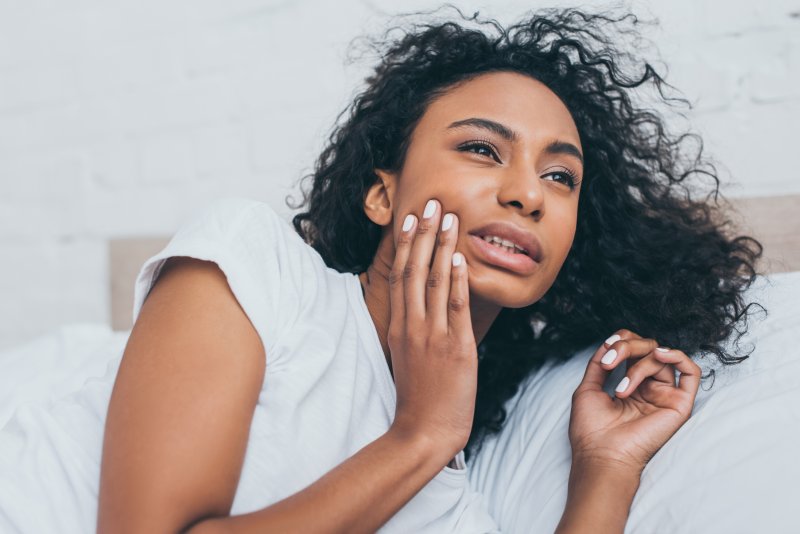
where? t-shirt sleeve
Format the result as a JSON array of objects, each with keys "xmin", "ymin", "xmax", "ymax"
[{"xmin": 131, "ymin": 196, "xmax": 312, "ymax": 368}]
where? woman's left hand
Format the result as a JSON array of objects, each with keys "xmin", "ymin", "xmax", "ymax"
[{"xmin": 567, "ymin": 328, "xmax": 703, "ymax": 475}]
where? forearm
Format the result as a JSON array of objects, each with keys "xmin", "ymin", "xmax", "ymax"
[
  {"xmin": 185, "ymin": 428, "xmax": 452, "ymax": 534},
  {"xmin": 554, "ymin": 460, "xmax": 641, "ymax": 534}
]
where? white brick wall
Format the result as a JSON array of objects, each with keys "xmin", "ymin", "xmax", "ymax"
[{"xmin": 1, "ymin": 0, "xmax": 798, "ymax": 349}]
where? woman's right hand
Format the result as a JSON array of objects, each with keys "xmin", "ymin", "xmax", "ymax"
[
  {"xmin": 568, "ymin": 329, "xmax": 703, "ymax": 475},
  {"xmin": 556, "ymin": 332, "xmax": 702, "ymax": 533},
  {"xmin": 387, "ymin": 198, "xmax": 477, "ymax": 460}
]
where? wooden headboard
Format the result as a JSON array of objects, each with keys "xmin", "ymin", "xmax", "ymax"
[
  {"xmin": 109, "ymin": 194, "xmax": 800, "ymax": 331},
  {"xmin": 721, "ymin": 195, "xmax": 800, "ymax": 273}
]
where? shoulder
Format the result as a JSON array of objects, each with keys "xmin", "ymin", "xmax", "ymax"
[
  {"xmin": 133, "ymin": 196, "xmax": 332, "ymax": 363},
  {"xmin": 140, "ymin": 255, "xmax": 266, "ymax": 364},
  {"xmin": 185, "ymin": 197, "xmax": 314, "ymax": 262}
]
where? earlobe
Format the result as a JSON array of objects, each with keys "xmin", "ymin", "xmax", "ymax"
[{"xmin": 363, "ymin": 169, "xmax": 396, "ymax": 226}]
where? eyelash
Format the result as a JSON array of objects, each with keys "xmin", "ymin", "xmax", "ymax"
[
  {"xmin": 457, "ymin": 139, "xmax": 581, "ymax": 189},
  {"xmin": 458, "ymin": 138, "xmax": 500, "ymax": 161}
]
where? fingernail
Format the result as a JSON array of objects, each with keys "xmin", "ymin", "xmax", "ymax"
[
  {"xmin": 601, "ymin": 349, "xmax": 617, "ymax": 365},
  {"xmin": 452, "ymin": 252, "xmax": 463, "ymax": 266},
  {"xmin": 604, "ymin": 334, "xmax": 621, "ymax": 346},
  {"xmin": 442, "ymin": 213, "xmax": 454, "ymax": 231},
  {"xmin": 402, "ymin": 214, "xmax": 415, "ymax": 232},
  {"xmin": 615, "ymin": 376, "xmax": 630, "ymax": 393},
  {"xmin": 656, "ymin": 347, "xmax": 669, "ymax": 352},
  {"xmin": 423, "ymin": 199, "xmax": 437, "ymax": 219}
]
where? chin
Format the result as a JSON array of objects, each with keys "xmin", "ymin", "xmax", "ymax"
[{"xmin": 468, "ymin": 270, "xmax": 547, "ymax": 309}]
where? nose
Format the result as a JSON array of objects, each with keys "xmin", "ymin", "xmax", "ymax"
[{"xmin": 496, "ymin": 161, "xmax": 545, "ymax": 218}]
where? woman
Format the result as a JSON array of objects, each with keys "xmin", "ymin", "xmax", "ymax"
[{"xmin": 97, "ymin": 6, "xmax": 761, "ymax": 533}]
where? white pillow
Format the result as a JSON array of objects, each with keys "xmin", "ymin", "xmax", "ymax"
[{"xmin": 468, "ymin": 271, "xmax": 800, "ymax": 534}]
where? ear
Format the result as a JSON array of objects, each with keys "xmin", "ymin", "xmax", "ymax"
[{"xmin": 363, "ymin": 168, "xmax": 397, "ymax": 226}]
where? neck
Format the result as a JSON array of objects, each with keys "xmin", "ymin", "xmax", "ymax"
[{"xmin": 358, "ymin": 255, "xmax": 501, "ymax": 375}]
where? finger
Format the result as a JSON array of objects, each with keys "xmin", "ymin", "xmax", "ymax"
[
  {"xmin": 652, "ymin": 348, "xmax": 702, "ymax": 396},
  {"xmin": 405, "ymin": 199, "xmax": 441, "ymax": 322},
  {"xmin": 577, "ymin": 350, "xmax": 611, "ymax": 393},
  {"xmin": 447, "ymin": 250, "xmax": 471, "ymax": 338},
  {"xmin": 389, "ymin": 212, "xmax": 417, "ymax": 329},
  {"xmin": 601, "ymin": 329, "xmax": 643, "ymax": 349},
  {"xmin": 612, "ymin": 351, "xmax": 675, "ymax": 398},
  {"xmin": 578, "ymin": 330, "xmax": 645, "ymax": 392},
  {"xmin": 649, "ymin": 356, "xmax": 678, "ymax": 385},
  {"xmin": 429, "ymin": 212, "xmax": 459, "ymax": 333},
  {"xmin": 599, "ymin": 337, "xmax": 659, "ymax": 370}
]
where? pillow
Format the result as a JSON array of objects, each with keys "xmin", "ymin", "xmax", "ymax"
[{"xmin": 468, "ymin": 271, "xmax": 800, "ymax": 534}]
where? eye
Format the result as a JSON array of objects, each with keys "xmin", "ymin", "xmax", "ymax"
[
  {"xmin": 457, "ymin": 140, "xmax": 501, "ymax": 163},
  {"xmin": 542, "ymin": 168, "xmax": 580, "ymax": 190}
]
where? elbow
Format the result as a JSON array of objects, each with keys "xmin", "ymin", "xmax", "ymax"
[
  {"xmin": 180, "ymin": 516, "xmax": 232, "ymax": 534},
  {"xmin": 97, "ymin": 513, "xmax": 229, "ymax": 534}
]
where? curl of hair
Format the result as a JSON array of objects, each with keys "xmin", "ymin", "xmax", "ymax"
[{"xmin": 286, "ymin": 4, "xmax": 765, "ymax": 461}]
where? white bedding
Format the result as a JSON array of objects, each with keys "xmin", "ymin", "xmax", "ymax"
[
  {"xmin": 0, "ymin": 325, "xmax": 128, "ymax": 533},
  {"xmin": 0, "ymin": 272, "xmax": 798, "ymax": 533},
  {"xmin": 469, "ymin": 270, "xmax": 800, "ymax": 534}
]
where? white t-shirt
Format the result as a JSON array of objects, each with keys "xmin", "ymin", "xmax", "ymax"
[{"xmin": 132, "ymin": 197, "xmax": 500, "ymax": 533}]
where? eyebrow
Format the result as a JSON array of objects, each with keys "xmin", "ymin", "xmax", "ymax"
[{"xmin": 446, "ymin": 117, "xmax": 584, "ymax": 165}]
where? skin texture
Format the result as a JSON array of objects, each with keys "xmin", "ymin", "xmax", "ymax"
[{"xmin": 359, "ymin": 71, "xmax": 583, "ymax": 371}]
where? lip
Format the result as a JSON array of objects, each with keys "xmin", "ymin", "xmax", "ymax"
[
  {"xmin": 468, "ymin": 234, "xmax": 540, "ymax": 275},
  {"xmin": 468, "ymin": 221, "xmax": 544, "ymax": 263}
]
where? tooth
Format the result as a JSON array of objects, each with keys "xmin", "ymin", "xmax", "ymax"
[
  {"xmin": 501, "ymin": 239, "xmax": 515, "ymax": 247},
  {"xmin": 483, "ymin": 236, "xmax": 493, "ymax": 242},
  {"xmin": 487, "ymin": 239, "xmax": 509, "ymax": 252}
]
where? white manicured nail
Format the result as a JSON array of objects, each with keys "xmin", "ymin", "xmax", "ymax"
[
  {"xmin": 605, "ymin": 334, "xmax": 621, "ymax": 345},
  {"xmin": 615, "ymin": 376, "xmax": 630, "ymax": 393},
  {"xmin": 402, "ymin": 214, "xmax": 415, "ymax": 232},
  {"xmin": 452, "ymin": 252, "xmax": 463, "ymax": 266},
  {"xmin": 423, "ymin": 199, "xmax": 436, "ymax": 219},
  {"xmin": 656, "ymin": 347, "xmax": 669, "ymax": 352},
  {"xmin": 442, "ymin": 213, "xmax": 454, "ymax": 231},
  {"xmin": 601, "ymin": 349, "xmax": 617, "ymax": 365}
]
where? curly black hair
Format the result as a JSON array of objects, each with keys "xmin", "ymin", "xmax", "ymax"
[{"xmin": 285, "ymin": 4, "xmax": 764, "ymax": 460}]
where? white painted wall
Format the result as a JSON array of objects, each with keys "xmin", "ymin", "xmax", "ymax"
[{"xmin": 1, "ymin": 0, "xmax": 798, "ymax": 349}]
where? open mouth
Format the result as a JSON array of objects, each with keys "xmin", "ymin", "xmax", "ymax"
[
  {"xmin": 466, "ymin": 220, "xmax": 543, "ymax": 266},
  {"xmin": 467, "ymin": 234, "xmax": 539, "ymax": 275},
  {"xmin": 476, "ymin": 234, "xmax": 530, "ymax": 256}
]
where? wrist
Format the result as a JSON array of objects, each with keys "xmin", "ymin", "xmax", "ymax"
[
  {"xmin": 556, "ymin": 459, "xmax": 641, "ymax": 534},
  {"xmin": 569, "ymin": 462, "xmax": 640, "ymax": 496},
  {"xmin": 570, "ymin": 455, "xmax": 643, "ymax": 484},
  {"xmin": 385, "ymin": 424, "xmax": 454, "ymax": 469}
]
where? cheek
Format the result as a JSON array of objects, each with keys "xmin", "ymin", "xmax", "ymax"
[
  {"xmin": 395, "ymin": 182, "xmax": 465, "ymax": 219},
  {"xmin": 547, "ymin": 207, "xmax": 579, "ymax": 264},
  {"xmin": 393, "ymin": 172, "xmax": 437, "ymax": 212}
]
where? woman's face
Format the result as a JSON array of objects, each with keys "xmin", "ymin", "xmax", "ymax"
[{"xmin": 377, "ymin": 70, "xmax": 583, "ymax": 308}]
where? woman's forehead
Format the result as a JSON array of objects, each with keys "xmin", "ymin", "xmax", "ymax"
[{"xmin": 417, "ymin": 71, "xmax": 581, "ymax": 148}]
